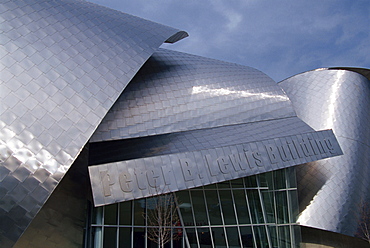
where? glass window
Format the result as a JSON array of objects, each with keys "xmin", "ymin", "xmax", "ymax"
[
  {"xmin": 276, "ymin": 191, "xmax": 289, "ymax": 224},
  {"xmin": 88, "ymin": 168, "xmax": 300, "ymax": 248},
  {"xmin": 245, "ymin": 175, "xmax": 257, "ymax": 188},
  {"xmin": 133, "ymin": 199, "xmax": 145, "ymax": 226},
  {"xmin": 211, "ymin": 227, "xmax": 226, "ymax": 247},
  {"xmin": 233, "ymin": 189, "xmax": 251, "ymax": 224},
  {"xmin": 219, "ymin": 189, "xmax": 237, "ymax": 225},
  {"xmin": 239, "ymin": 226, "xmax": 254, "ymax": 248},
  {"xmin": 190, "ymin": 191, "xmax": 208, "ymax": 226},
  {"xmin": 119, "ymin": 228, "xmax": 131, "ymax": 248},
  {"xmin": 197, "ymin": 228, "xmax": 212, "ymax": 247},
  {"xmin": 204, "ymin": 190, "xmax": 222, "ymax": 225},
  {"xmin": 119, "ymin": 201, "xmax": 132, "ymax": 225},
  {"xmin": 176, "ymin": 191, "xmax": 194, "ymax": 226},
  {"xmin": 105, "ymin": 204, "xmax": 118, "ymax": 225},
  {"xmin": 261, "ymin": 191, "xmax": 275, "ymax": 223},
  {"xmin": 254, "ymin": 225, "xmax": 268, "ymax": 248},
  {"xmin": 103, "ymin": 227, "xmax": 117, "ymax": 248},
  {"xmin": 248, "ymin": 190, "xmax": 264, "ymax": 224},
  {"xmin": 225, "ymin": 227, "xmax": 240, "ymax": 248}
]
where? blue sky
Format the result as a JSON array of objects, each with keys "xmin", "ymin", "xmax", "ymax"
[{"xmin": 89, "ymin": 0, "xmax": 370, "ymax": 82}]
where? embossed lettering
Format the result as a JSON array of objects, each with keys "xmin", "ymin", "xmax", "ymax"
[
  {"xmin": 119, "ymin": 171, "xmax": 133, "ymax": 192},
  {"xmin": 179, "ymin": 158, "xmax": 195, "ymax": 181},
  {"xmin": 100, "ymin": 170, "xmax": 114, "ymax": 196}
]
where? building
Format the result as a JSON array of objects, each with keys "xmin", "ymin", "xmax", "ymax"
[{"xmin": 0, "ymin": 0, "xmax": 369, "ymax": 247}]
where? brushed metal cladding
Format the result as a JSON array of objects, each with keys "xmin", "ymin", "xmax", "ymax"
[
  {"xmin": 0, "ymin": 0, "xmax": 187, "ymax": 246},
  {"xmin": 279, "ymin": 69, "xmax": 370, "ymax": 237},
  {"xmin": 89, "ymin": 130, "xmax": 342, "ymax": 206},
  {"xmin": 91, "ymin": 48, "xmax": 296, "ymax": 142},
  {"xmin": 89, "ymin": 117, "xmax": 315, "ymax": 165}
]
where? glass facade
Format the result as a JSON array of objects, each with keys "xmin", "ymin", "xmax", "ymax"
[{"xmin": 87, "ymin": 168, "xmax": 300, "ymax": 248}]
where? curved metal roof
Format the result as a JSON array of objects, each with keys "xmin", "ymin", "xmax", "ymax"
[
  {"xmin": 91, "ymin": 48, "xmax": 297, "ymax": 142},
  {"xmin": 279, "ymin": 68, "xmax": 370, "ymax": 237},
  {"xmin": 0, "ymin": 0, "xmax": 187, "ymax": 245}
]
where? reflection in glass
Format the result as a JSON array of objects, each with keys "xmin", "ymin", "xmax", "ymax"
[
  {"xmin": 276, "ymin": 191, "xmax": 289, "ymax": 224},
  {"xmin": 248, "ymin": 190, "xmax": 264, "ymax": 224},
  {"xmin": 176, "ymin": 191, "xmax": 194, "ymax": 226},
  {"xmin": 89, "ymin": 168, "xmax": 301, "ymax": 248},
  {"xmin": 254, "ymin": 225, "xmax": 268, "ymax": 248}
]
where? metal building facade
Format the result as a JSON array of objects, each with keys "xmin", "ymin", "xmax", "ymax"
[{"xmin": 0, "ymin": 0, "xmax": 368, "ymax": 247}]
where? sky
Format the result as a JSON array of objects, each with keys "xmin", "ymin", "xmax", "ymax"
[{"xmin": 89, "ymin": 0, "xmax": 370, "ymax": 82}]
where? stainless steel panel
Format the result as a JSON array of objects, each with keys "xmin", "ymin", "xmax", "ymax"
[
  {"xmin": 91, "ymin": 48, "xmax": 297, "ymax": 142},
  {"xmin": 279, "ymin": 68, "xmax": 370, "ymax": 237},
  {"xmin": 89, "ymin": 130, "xmax": 342, "ymax": 206},
  {"xmin": 0, "ymin": 0, "xmax": 187, "ymax": 246}
]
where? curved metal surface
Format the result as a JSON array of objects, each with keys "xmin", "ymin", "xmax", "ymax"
[
  {"xmin": 279, "ymin": 69, "xmax": 370, "ymax": 237},
  {"xmin": 91, "ymin": 48, "xmax": 296, "ymax": 142},
  {"xmin": 0, "ymin": 0, "xmax": 186, "ymax": 246}
]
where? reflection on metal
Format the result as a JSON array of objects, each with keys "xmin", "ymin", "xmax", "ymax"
[
  {"xmin": 279, "ymin": 68, "xmax": 370, "ymax": 237},
  {"xmin": 90, "ymin": 49, "xmax": 296, "ymax": 142},
  {"xmin": 89, "ymin": 130, "xmax": 342, "ymax": 206},
  {"xmin": 0, "ymin": 0, "xmax": 186, "ymax": 246}
]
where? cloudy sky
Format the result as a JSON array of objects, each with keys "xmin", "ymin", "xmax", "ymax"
[{"xmin": 89, "ymin": 0, "xmax": 370, "ymax": 82}]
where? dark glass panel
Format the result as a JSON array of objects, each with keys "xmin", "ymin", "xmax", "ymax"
[
  {"xmin": 176, "ymin": 191, "xmax": 195, "ymax": 226},
  {"xmin": 133, "ymin": 199, "xmax": 146, "ymax": 226},
  {"xmin": 105, "ymin": 204, "xmax": 118, "ymax": 225},
  {"xmin": 240, "ymin": 226, "xmax": 254, "ymax": 248},
  {"xmin": 211, "ymin": 227, "xmax": 226, "ymax": 247},
  {"xmin": 197, "ymin": 228, "xmax": 212, "ymax": 247},
  {"xmin": 185, "ymin": 228, "xmax": 198, "ymax": 248},
  {"xmin": 254, "ymin": 225, "xmax": 268, "ymax": 248},
  {"xmin": 274, "ymin": 169, "xmax": 286, "ymax": 189},
  {"xmin": 276, "ymin": 191, "xmax": 289, "ymax": 224},
  {"xmin": 261, "ymin": 191, "xmax": 275, "ymax": 223},
  {"xmin": 219, "ymin": 189, "xmax": 237, "ymax": 224},
  {"xmin": 248, "ymin": 190, "xmax": 264, "ymax": 224},
  {"xmin": 191, "ymin": 191, "xmax": 208, "ymax": 226},
  {"xmin": 245, "ymin": 175, "xmax": 257, "ymax": 187},
  {"xmin": 204, "ymin": 190, "xmax": 222, "ymax": 225},
  {"xmin": 119, "ymin": 227, "xmax": 131, "ymax": 248},
  {"xmin": 103, "ymin": 227, "xmax": 117, "ymax": 248},
  {"xmin": 203, "ymin": 184, "xmax": 216, "ymax": 189},
  {"xmin": 217, "ymin": 181, "xmax": 231, "ymax": 189},
  {"xmin": 230, "ymin": 178, "xmax": 244, "ymax": 188},
  {"xmin": 133, "ymin": 227, "xmax": 145, "ymax": 248},
  {"xmin": 225, "ymin": 227, "xmax": 240, "ymax": 248},
  {"xmin": 233, "ymin": 190, "xmax": 251, "ymax": 224},
  {"xmin": 119, "ymin": 201, "xmax": 132, "ymax": 225}
]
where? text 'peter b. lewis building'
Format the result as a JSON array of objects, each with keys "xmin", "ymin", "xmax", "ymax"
[{"xmin": 1, "ymin": 1, "xmax": 369, "ymax": 247}]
